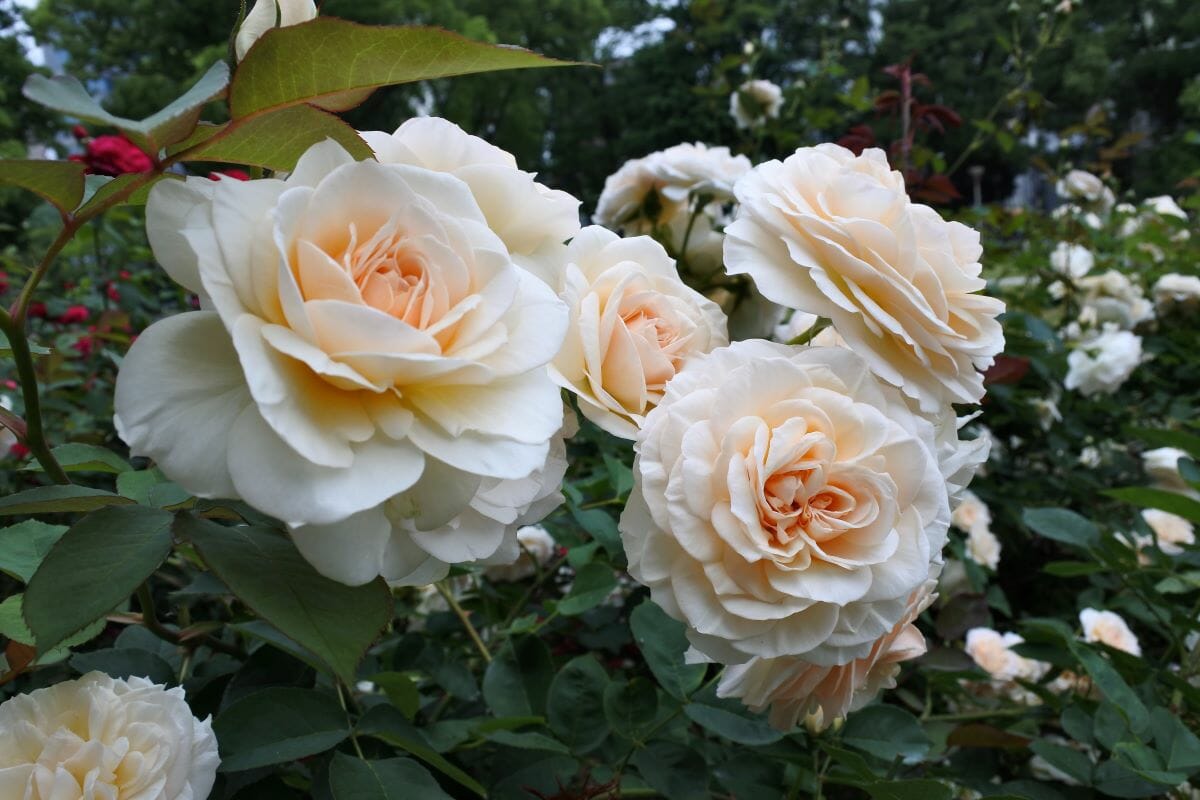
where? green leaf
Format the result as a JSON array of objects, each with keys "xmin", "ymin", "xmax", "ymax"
[
  {"xmin": 558, "ymin": 562, "xmax": 617, "ymax": 616},
  {"xmin": 483, "ymin": 636, "xmax": 554, "ymax": 718},
  {"xmin": 862, "ymin": 780, "xmax": 954, "ymax": 800},
  {"xmin": 842, "ymin": 705, "xmax": 932, "ymax": 764},
  {"xmin": 546, "ymin": 655, "xmax": 609, "ymax": 754},
  {"xmin": 23, "ymin": 61, "xmax": 230, "ymax": 152},
  {"xmin": 1043, "ymin": 560, "xmax": 1107, "ymax": 577},
  {"xmin": 1022, "ymin": 507, "xmax": 1100, "ymax": 548},
  {"xmin": 630, "ymin": 741, "xmax": 708, "ymax": 799},
  {"xmin": 356, "ymin": 705, "xmax": 486, "ymax": 797},
  {"xmin": 214, "ymin": 687, "xmax": 349, "ymax": 772},
  {"xmin": 0, "ymin": 159, "xmax": 86, "ymax": 213},
  {"xmin": 1150, "ymin": 707, "xmax": 1200, "ymax": 774},
  {"xmin": 1107, "ymin": 487, "xmax": 1200, "ymax": 525},
  {"xmin": 328, "ymin": 752, "xmax": 452, "ymax": 800},
  {"xmin": 484, "ymin": 729, "xmax": 569, "ymax": 754},
  {"xmin": 24, "ymin": 505, "xmax": 173, "ymax": 652},
  {"xmin": 569, "ymin": 506, "xmax": 623, "ymax": 560},
  {"xmin": 0, "ymin": 594, "xmax": 105, "ymax": 664},
  {"xmin": 371, "ymin": 672, "xmax": 420, "ymax": 720},
  {"xmin": 22, "ymin": 443, "xmax": 130, "ymax": 474},
  {"xmin": 75, "ymin": 172, "xmax": 169, "ymax": 216},
  {"xmin": 0, "ymin": 520, "xmax": 67, "ymax": 582},
  {"xmin": 230, "ymin": 19, "xmax": 582, "ymax": 118},
  {"xmin": 0, "ymin": 485, "xmax": 133, "ymax": 516},
  {"xmin": 0, "ymin": 330, "xmax": 51, "ymax": 358},
  {"xmin": 178, "ymin": 516, "xmax": 392, "ymax": 684},
  {"xmin": 1094, "ymin": 759, "xmax": 1178, "ymax": 798},
  {"xmin": 602, "ymin": 678, "xmax": 658, "ymax": 739},
  {"xmin": 1067, "ymin": 640, "xmax": 1149, "ymax": 733},
  {"xmin": 629, "ymin": 599, "xmax": 706, "ymax": 701},
  {"xmin": 1128, "ymin": 427, "xmax": 1200, "ymax": 459},
  {"xmin": 1030, "ymin": 740, "xmax": 1094, "ymax": 785},
  {"xmin": 70, "ymin": 647, "xmax": 176, "ymax": 685},
  {"xmin": 175, "ymin": 104, "xmax": 373, "ymax": 170},
  {"xmin": 683, "ymin": 702, "xmax": 783, "ymax": 746}
]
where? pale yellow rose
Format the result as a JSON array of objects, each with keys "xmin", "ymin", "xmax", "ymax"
[{"xmin": 1079, "ymin": 608, "xmax": 1141, "ymax": 656}]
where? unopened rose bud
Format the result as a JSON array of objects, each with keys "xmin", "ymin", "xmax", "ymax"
[{"xmin": 235, "ymin": 0, "xmax": 317, "ymax": 61}]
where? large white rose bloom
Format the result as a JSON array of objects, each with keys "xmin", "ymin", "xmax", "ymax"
[
  {"xmin": 0, "ymin": 672, "xmax": 219, "ymax": 800},
  {"xmin": 1079, "ymin": 608, "xmax": 1141, "ymax": 656},
  {"xmin": 117, "ymin": 135, "xmax": 570, "ymax": 586},
  {"xmin": 730, "ymin": 79, "xmax": 784, "ymax": 130},
  {"xmin": 1063, "ymin": 327, "xmax": 1142, "ymax": 396},
  {"xmin": 717, "ymin": 580, "xmax": 934, "ymax": 732},
  {"xmin": 594, "ymin": 143, "xmax": 751, "ymax": 275},
  {"xmin": 620, "ymin": 341, "xmax": 952, "ymax": 666},
  {"xmin": 548, "ymin": 226, "xmax": 728, "ymax": 438},
  {"xmin": 361, "ymin": 117, "xmax": 581, "ymax": 286},
  {"xmin": 724, "ymin": 144, "xmax": 1005, "ymax": 412}
]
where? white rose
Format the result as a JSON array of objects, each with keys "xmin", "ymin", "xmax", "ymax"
[
  {"xmin": 1076, "ymin": 270, "xmax": 1153, "ymax": 330},
  {"xmin": 730, "ymin": 79, "xmax": 784, "ymax": 129},
  {"xmin": 1141, "ymin": 509, "xmax": 1195, "ymax": 555},
  {"xmin": 1049, "ymin": 242, "xmax": 1094, "ymax": 279},
  {"xmin": 951, "ymin": 489, "xmax": 991, "ymax": 535},
  {"xmin": 1064, "ymin": 328, "xmax": 1142, "ymax": 396},
  {"xmin": 964, "ymin": 628, "xmax": 1050, "ymax": 705},
  {"xmin": 0, "ymin": 672, "xmax": 219, "ymax": 800},
  {"xmin": 965, "ymin": 526, "xmax": 1001, "ymax": 571},
  {"xmin": 1144, "ymin": 195, "xmax": 1188, "ymax": 220},
  {"xmin": 362, "ymin": 117, "xmax": 580, "ymax": 286},
  {"xmin": 549, "ymin": 226, "xmax": 727, "ymax": 438},
  {"xmin": 1078, "ymin": 445, "xmax": 1102, "ymax": 468},
  {"xmin": 1055, "ymin": 170, "xmax": 1114, "ymax": 213},
  {"xmin": 234, "ymin": 0, "xmax": 317, "ymax": 60},
  {"xmin": 1079, "ymin": 608, "xmax": 1141, "ymax": 656},
  {"xmin": 1142, "ymin": 447, "xmax": 1197, "ymax": 496},
  {"xmin": 1031, "ymin": 396, "xmax": 1062, "ymax": 430},
  {"xmin": 1153, "ymin": 274, "xmax": 1200, "ymax": 310},
  {"xmin": 724, "ymin": 144, "xmax": 1005, "ymax": 412},
  {"xmin": 484, "ymin": 524, "xmax": 559, "ymax": 583},
  {"xmin": 620, "ymin": 341, "xmax": 952, "ymax": 665},
  {"xmin": 117, "ymin": 136, "xmax": 570, "ymax": 586},
  {"xmin": 717, "ymin": 580, "xmax": 935, "ymax": 732}
]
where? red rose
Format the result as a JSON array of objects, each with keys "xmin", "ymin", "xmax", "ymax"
[
  {"xmin": 27, "ymin": 302, "xmax": 46, "ymax": 318},
  {"xmin": 106, "ymin": 283, "xmax": 120, "ymax": 302},
  {"xmin": 72, "ymin": 335, "xmax": 95, "ymax": 357},
  {"xmin": 72, "ymin": 125, "xmax": 90, "ymax": 140},
  {"xmin": 58, "ymin": 305, "xmax": 89, "ymax": 324},
  {"xmin": 0, "ymin": 271, "xmax": 8, "ymax": 294},
  {"xmin": 10, "ymin": 442, "xmax": 30, "ymax": 459},
  {"xmin": 208, "ymin": 169, "xmax": 250, "ymax": 181},
  {"xmin": 71, "ymin": 135, "xmax": 153, "ymax": 176}
]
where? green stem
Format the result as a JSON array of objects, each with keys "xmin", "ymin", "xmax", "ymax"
[
  {"xmin": 436, "ymin": 581, "xmax": 492, "ymax": 663},
  {"xmin": 136, "ymin": 581, "xmax": 246, "ymax": 659},
  {"xmin": 786, "ymin": 317, "xmax": 830, "ymax": 347},
  {"xmin": 923, "ymin": 706, "xmax": 1044, "ymax": 723},
  {"xmin": 0, "ymin": 306, "xmax": 69, "ymax": 484}
]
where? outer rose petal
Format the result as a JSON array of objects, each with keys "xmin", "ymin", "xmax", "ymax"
[
  {"xmin": 114, "ymin": 312, "xmax": 250, "ymax": 499},
  {"xmin": 144, "ymin": 178, "xmax": 216, "ymax": 300}
]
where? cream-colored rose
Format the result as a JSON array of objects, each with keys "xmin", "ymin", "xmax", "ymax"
[
  {"xmin": 1049, "ymin": 242, "xmax": 1094, "ymax": 280},
  {"xmin": 117, "ymin": 136, "xmax": 570, "ymax": 586},
  {"xmin": 965, "ymin": 526, "xmax": 1001, "ymax": 571},
  {"xmin": 0, "ymin": 672, "xmax": 219, "ymax": 800},
  {"xmin": 1153, "ymin": 274, "xmax": 1200, "ymax": 311},
  {"xmin": 620, "ymin": 341, "xmax": 952, "ymax": 665},
  {"xmin": 1055, "ymin": 170, "xmax": 1114, "ymax": 213},
  {"xmin": 724, "ymin": 144, "xmax": 1005, "ymax": 412},
  {"xmin": 1079, "ymin": 608, "xmax": 1141, "ymax": 656},
  {"xmin": 484, "ymin": 525, "xmax": 559, "ymax": 583},
  {"xmin": 234, "ymin": 0, "xmax": 316, "ymax": 60},
  {"xmin": 1142, "ymin": 447, "xmax": 1198, "ymax": 497},
  {"xmin": 549, "ymin": 226, "xmax": 727, "ymax": 438},
  {"xmin": 1077, "ymin": 270, "xmax": 1153, "ymax": 330},
  {"xmin": 1140, "ymin": 509, "xmax": 1195, "ymax": 555},
  {"xmin": 730, "ymin": 79, "xmax": 784, "ymax": 129},
  {"xmin": 964, "ymin": 628, "xmax": 1050, "ymax": 704},
  {"xmin": 951, "ymin": 489, "xmax": 990, "ymax": 534},
  {"xmin": 362, "ymin": 117, "xmax": 580, "ymax": 286},
  {"xmin": 717, "ymin": 580, "xmax": 935, "ymax": 732},
  {"xmin": 1064, "ymin": 328, "xmax": 1142, "ymax": 396}
]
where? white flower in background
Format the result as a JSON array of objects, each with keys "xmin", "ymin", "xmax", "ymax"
[
  {"xmin": 620, "ymin": 341, "xmax": 952, "ymax": 666},
  {"xmin": 964, "ymin": 628, "xmax": 1050, "ymax": 704},
  {"xmin": 730, "ymin": 79, "xmax": 784, "ymax": 129},
  {"xmin": 0, "ymin": 672, "xmax": 219, "ymax": 800},
  {"xmin": 717, "ymin": 581, "xmax": 935, "ymax": 732},
  {"xmin": 1140, "ymin": 509, "xmax": 1195, "ymax": 555},
  {"xmin": 1049, "ymin": 242, "xmax": 1094, "ymax": 279},
  {"xmin": 772, "ymin": 310, "xmax": 820, "ymax": 343},
  {"xmin": 1079, "ymin": 608, "xmax": 1141, "ymax": 656},
  {"xmin": 1144, "ymin": 195, "xmax": 1188, "ymax": 220},
  {"xmin": 724, "ymin": 144, "xmax": 1005, "ymax": 412},
  {"xmin": 484, "ymin": 525, "xmax": 559, "ymax": 583},
  {"xmin": 234, "ymin": 0, "xmax": 316, "ymax": 60},
  {"xmin": 118, "ymin": 135, "xmax": 571, "ymax": 586},
  {"xmin": 1076, "ymin": 270, "xmax": 1153, "ymax": 330},
  {"xmin": 362, "ymin": 118, "xmax": 580, "ymax": 286},
  {"xmin": 952, "ymin": 490, "xmax": 1000, "ymax": 570},
  {"xmin": 966, "ymin": 526, "xmax": 1001, "ymax": 571},
  {"xmin": 1055, "ymin": 169, "xmax": 1115, "ymax": 213},
  {"xmin": 1142, "ymin": 447, "xmax": 1198, "ymax": 497},
  {"xmin": 1153, "ymin": 274, "xmax": 1200, "ymax": 311},
  {"xmin": 1078, "ymin": 445, "xmax": 1102, "ymax": 468},
  {"xmin": 1031, "ymin": 395, "xmax": 1062, "ymax": 430},
  {"xmin": 1063, "ymin": 328, "xmax": 1142, "ymax": 396},
  {"xmin": 594, "ymin": 143, "xmax": 751, "ymax": 276},
  {"xmin": 548, "ymin": 226, "xmax": 728, "ymax": 439}
]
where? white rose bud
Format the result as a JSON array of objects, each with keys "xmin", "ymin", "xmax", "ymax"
[{"xmin": 234, "ymin": 0, "xmax": 317, "ymax": 60}]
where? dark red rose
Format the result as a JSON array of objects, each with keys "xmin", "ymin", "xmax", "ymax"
[
  {"xmin": 72, "ymin": 135, "xmax": 153, "ymax": 176},
  {"xmin": 58, "ymin": 305, "xmax": 89, "ymax": 324}
]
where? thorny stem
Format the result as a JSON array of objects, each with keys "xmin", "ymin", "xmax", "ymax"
[{"xmin": 436, "ymin": 581, "xmax": 492, "ymax": 664}]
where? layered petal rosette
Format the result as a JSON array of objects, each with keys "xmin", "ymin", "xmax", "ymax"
[
  {"xmin": 549, "ymin": 226, "xmax": 728, "ymax": 438},
  {"xmin": 717, "ymin": 580, "xmax": 935, "ymax": 732},
  {"xmin": 724, "ymin": 143, "xmax": 1005, "ymax": 411},
  {"xmin": 116, "ymin": 136, "xmax": 569, "ymax": 585},
  {"xmin": 619, "ymin": 340, "xmax": 951, "ymax": 665}
]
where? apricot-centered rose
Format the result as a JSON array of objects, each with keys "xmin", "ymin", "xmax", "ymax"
[
  {"xmin": 724, "ymin": 144, "xmax": 1005, "ymax": 412},
  {"xmin": 0, "ymin": 672, "xmax": 218, "ymax": 800},
  {"xmin": 619, "ymin": 340, "xmax": 950, "ymax": 665},
  {"xmin": 116, "ymin": 136, "xmax": 569, "ymax": 585},
  {"xmin": 549, "ymin": 225, "xmax": 728, "ymax": 439}
]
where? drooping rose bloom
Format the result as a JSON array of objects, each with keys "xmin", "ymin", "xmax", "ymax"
[
  {"xmin": 717, "ymin": 580, "xmax": 935, "ymax": 732},
  {"xmin": 620, "ymin": 341, "xmax": 952, "ymax": 666},
  {"xmin": 730, "ymin": 79, "xmax": 784, "ymax": 130},
  {"xmin": 116, "ymin": 135, "xmax": 571, "ymax": 586},
  {"xmin": 0, "ymin": 672, "xmax": 219, "ymax": 800},
  {"xmin": 548, "ymin": 226, "xmax": 728, "ymax": 438},
  {"xmin": 724, "ymin": 144, "xmax": 1005, "ymax": 412}
]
